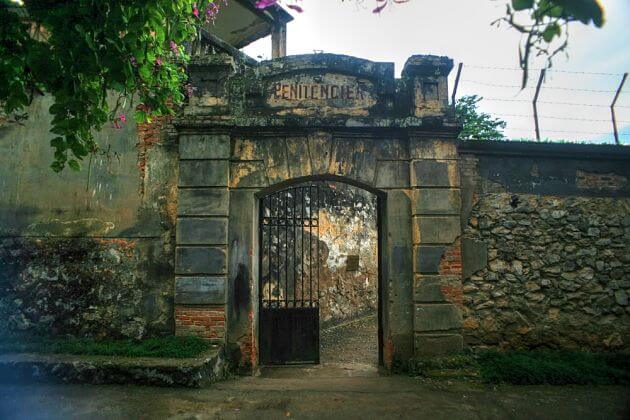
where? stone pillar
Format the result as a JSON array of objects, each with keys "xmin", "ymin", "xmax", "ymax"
[
  {"xmin": 410, "ymin": 138, "xmax": 464, "ymax": 356},
  {"xmin": 174, "ymin": 133, "xmax": 230, "ymax": 343},
  {"xmin": 401, "ymin": 55, "xmax": 453, "ymax": 118},
  {"xmin": 271, "ymin": 24, "xmax": 287, "ymax": 58}
]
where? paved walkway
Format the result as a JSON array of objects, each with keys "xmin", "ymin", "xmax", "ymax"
[
  {"xmin": 1, "ymin": 374, "xmax": 628, "ymax": 419},
  {"xmin": 1, "ymin": 319, "xmax": 628, "ymax": 419}
]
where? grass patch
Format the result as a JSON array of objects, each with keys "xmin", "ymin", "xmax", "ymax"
[
  {"xmin": 0, "ymin": 335, "xmax": 212, "ymax": 359},
  {"xmin": 409, "ymin": 350, "xmax": 630, "ymax": 385},
  {"xmin": 478, "ymin": 350, "xmax": 630, "ymax": 385}
]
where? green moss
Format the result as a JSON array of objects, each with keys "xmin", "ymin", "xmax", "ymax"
[
  {"xmin": 409, "ymin": 350, "xmax": 630, "ymax": 385},
  {"xmin": 0, "ymin": 335, "xmax": 212, "ymax": 359}
]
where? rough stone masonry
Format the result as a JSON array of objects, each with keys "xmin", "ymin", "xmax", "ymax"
[{"xmin": 0, "ymin": 53, "xmax": 628, "ymax": 371}]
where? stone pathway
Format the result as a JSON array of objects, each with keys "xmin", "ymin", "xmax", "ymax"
[{"xmin": 320, "ymin": 313, "xmax": 378, "ymax": 365}]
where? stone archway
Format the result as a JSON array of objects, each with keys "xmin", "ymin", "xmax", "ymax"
[{"xmin": 173, "ymin": 54, "xmax": 465, "ymax": 371}]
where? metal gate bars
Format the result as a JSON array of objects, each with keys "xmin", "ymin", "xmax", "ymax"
[{"xmin": 259, "ymin": 184, "xmax": 320, "ymax": 364}]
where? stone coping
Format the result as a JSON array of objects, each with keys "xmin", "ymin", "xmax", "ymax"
[
  {"xmin": 175, "ymin": 115, "xmax": 460, "ymax": 131},
  {"xmin": 457, "ymin": 139, "xmax": 630, "ymax": 160},
  {"xmin": 0, "ymin": 346, "xmax": 228, "ymax": 388}
]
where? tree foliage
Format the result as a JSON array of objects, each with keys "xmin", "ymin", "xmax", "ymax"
[
  {"xmin": 456, "ymin": 95, "xmax": 507, "ymax": 141},
  {"xmin": 0, "ymin": 0, "xmax": 221, "ymax": 172}
]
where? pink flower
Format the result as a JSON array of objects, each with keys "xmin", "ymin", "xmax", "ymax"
[
  {"xmin": 193, "ymin": 2, "xmax": 199, "ymax": 18},
  {"xmin": 287, "ymin": 4, "xmax": 303, "ymax": 13},
  {"xmin": 155, "ymin": 57, "xmax": 163, "ymax": 66},
  {"xmin": 255, "ymin": 0, "xmax": 277, "ymax": 9},
  {"xmin": 119, "ymin": 114, "xmax": 126, "ymax": 123}
]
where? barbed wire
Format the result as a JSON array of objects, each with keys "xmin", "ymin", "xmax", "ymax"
[
  {"xmin": 464, "ymin": 65, "xmax": 624, "ymax": 77},
  {"xmin": 493, "ymin": 113, "xmax": 630, "ymax": 123},
  {"xmin": 452, "ymin": 64, "xmax": 629, "ymax": 143},
  {"xmin": 509, "ymin": 128, "xmax": 630, "ymax": 136},
  {"xmin": 461, "ymin": 79, "xmax": 622, "ymax": 93},
  {"xmin": 479, "ymin": 98, "xmax": 630, "ymax": 108}
]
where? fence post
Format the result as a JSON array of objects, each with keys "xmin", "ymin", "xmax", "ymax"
[
  {"xmin": 611, "ymin": 73, "xmax": 628, "ymax": 145},
  {"xmin": 533, "ymin": 69, "xmax": 546, "ymax": 141},
  {"xmin": 451, "ymin": 63, "xmax": 463, "ymax": 106}
]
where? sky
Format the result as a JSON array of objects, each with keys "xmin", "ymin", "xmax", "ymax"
[{"xmin": 242, "ymin": 0, "xmax": 630, "ymax": 143}]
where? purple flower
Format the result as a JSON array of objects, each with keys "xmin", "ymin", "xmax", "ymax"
[
  {"xmin": 130, "ymin": 57, "xmax": 137, "ymax": 66},
  {"xmin": 205, "ymin": 3, "xmax": 221, "ymax": 23},
  {"xmin": 155, "ymin": 57, "xmax": 163, "ymax": 66},
  {"xmin": 255, "ymin": 0, "xmax": 277, "ymax": 9},
  {"xmin": 170, "ymin": 41, "xmax": 179, "ymax": 56}
]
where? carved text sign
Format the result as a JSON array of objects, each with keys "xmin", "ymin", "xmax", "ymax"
[
  {"xmin": 270, "ymin": 83, "xmax": 367, "ymax": 101},
  {"xmin": 265, "ymin": 74, "xmax": 377, "ymax": 116}
]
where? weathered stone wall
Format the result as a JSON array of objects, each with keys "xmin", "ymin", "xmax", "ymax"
[
  {"xmin": 0, "ymin": 95, "xmax": 178, "ymax": 339},
  {"xmin": 459, "ymin": 142, "xmax": 630, "ymax": 351},
  {"xmin": 312, "ymin": 182, "xmax": 378, "ymax": 326}
]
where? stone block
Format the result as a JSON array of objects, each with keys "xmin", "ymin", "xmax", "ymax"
[
  {"xmin": 176, "ymin": 246, "xmax": 226, "ymax": 275},
  {"xmin": 411, "ymin": 160, "xmax": 459, "ymax": 187},
  {"xmin": 413, "ymin": 216, "xmax": 460, "ymax": 244},
  {"xmin": 415, "ymin": 333, "xmax": 463, "ymax": 356},
  {"xmin": 179, "ymin": 160, "xmax": 229, "ymax": 187},
  {"xmin": 230, "ymin": 161, "xmax": 268, "ymax": 188},
  {"xmin": 308, "ymin": 132, "xmax": 333, "ymax": 174},
  {"xmin": 177, "ymin": 218, "xmax": 227, "ymax": 245},
  {"xmin": 410, "ymin": 139, "xmax": 458, "ymax": 160},
  {"xmin": 414, "ymin": 303, "xmax": 462, "ymax": 332},
  {"xmin": 413, "ymin": 188, "xmax": 460, "ymax": 215},
  {"xmin": 178, "ymin": 188, "xmax": 229, "ymax": 216},
  {"xmin": 286, "ymin": 137, "xmax": 312, "ymax": 178},
  {"xmin": 462, "ymin": 238, "xmax": 488, "ymax": 279},
  {"xmin": 414, "ymin": 245, "xmax": 446, "ymax": 274},
  {"xmin": 414, "ymin": 275, "xmax": 460, "ymax": 302},
  {"xmin": 175, "ymin": 276, "xmax": 226, "ymax": 304},
  {"xmin": 375, "ymin": 161, "xmax": 410, "ymax": 189},
  {"xmin": 329, "ymin": 138, "xmax": 377, "ymax": 186},
  {"xmin": 179, "ymin": 134, "xmax": 230, "ymax": 159}
]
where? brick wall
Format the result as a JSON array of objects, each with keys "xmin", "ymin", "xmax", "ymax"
[
  {"xmin": 175, "ymin": 306, "xmax": 225, "ymax": 342},
  {"xmin": 439, "ymin": 240, "xmax": 462, "ymax": 276}
]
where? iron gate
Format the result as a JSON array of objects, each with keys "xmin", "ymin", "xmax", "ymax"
[{"xmin": 259, "ymin": 184, "xmax": 320, "ymax": 364}]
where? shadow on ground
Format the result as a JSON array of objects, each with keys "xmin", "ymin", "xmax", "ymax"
[{"xmin": 1, "ymin": 314, "xmax": 628, "ymax": 419}]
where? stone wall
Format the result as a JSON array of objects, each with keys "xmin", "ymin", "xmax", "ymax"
[
  {"xmin": 0, "ymin": 95, "xmax": 178, "ymax": 339},
  {"xmin": 311, "ymin": 182, "xmax": 378, "ymax": 326},
  {"xmin": 460, "ymin": 142, "xmax": 630, "ymax": 351}
]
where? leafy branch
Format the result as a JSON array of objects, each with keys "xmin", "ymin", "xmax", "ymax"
[
  {"xmin": 494, "ymin": 0, "xmax": 604, "ymax": 88},
  {"xmin": 0, "ymin": 0, "xmax": 223, "ymax": 172}
]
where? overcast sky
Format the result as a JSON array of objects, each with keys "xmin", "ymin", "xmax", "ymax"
[{"xmin": 242, "ymin": 0, "xmax": 630, "ymax": 143}]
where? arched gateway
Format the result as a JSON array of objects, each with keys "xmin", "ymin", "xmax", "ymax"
[{"xmin": 174, "ymin": 54, "xmax": 464, "ymax": 370}]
